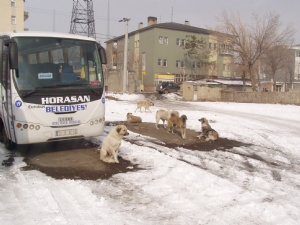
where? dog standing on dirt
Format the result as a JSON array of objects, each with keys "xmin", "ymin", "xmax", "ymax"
[
  {"xmin": 99, "ymin": 125, "xmax": 129, "ymax": 163},
  {"xmin": 155, "ymin": 109, "xmax": 179, "ymax": 129},
  {"xmin": 167, "ymin": 112, "xmax": 187, "ymax": 139},
  {"xmin": 198, "ymin": 117, "xmax": 219, "ymax": 141},
  {"xmin": 127, "ymin": 113, "xmax": 142, "ymax": 123},
  {"xmin": 135, "ymin": 100, "xmax": 154, "ymax": 113}
]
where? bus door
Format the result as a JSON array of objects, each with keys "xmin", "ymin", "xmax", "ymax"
[{"xmin": 0, "ymin": 38, "xmax": 16, "ymax": 148}]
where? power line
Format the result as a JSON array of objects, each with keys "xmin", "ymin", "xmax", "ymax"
[{"xmin": 25, "ymin": 6, "xmax": 120, "ymax": 22}]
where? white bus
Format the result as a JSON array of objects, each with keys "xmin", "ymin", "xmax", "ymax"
[{"xmin": 0, "ymin": 31, "xmax": 107, "ymax": 150}]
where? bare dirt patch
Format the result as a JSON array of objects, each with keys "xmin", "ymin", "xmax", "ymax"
[{"xmin": 19, "ymin": 121, "xmax": 251, "ymax": 180}]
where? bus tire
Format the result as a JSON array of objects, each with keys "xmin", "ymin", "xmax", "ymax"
[{"xmin": 2, "ymin": 128, "xmax": 16, "ymax": 150}]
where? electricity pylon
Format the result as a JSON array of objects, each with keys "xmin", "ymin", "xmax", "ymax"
[{"xmin": 69, "ymin": 0, "xmax": 96, "ymax": 39}]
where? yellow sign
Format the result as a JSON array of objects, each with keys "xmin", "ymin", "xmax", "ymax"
[
  {"xmin": 155, "ymin": 74, "xmax": 175, "ymax": 80},
  {"xmin": 142, "ymin": 71, "xmax": 146, "ymax": 76}
]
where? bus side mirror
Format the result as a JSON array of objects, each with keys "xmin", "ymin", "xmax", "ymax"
[
  {"xmin": 9, "ymin": 41, "xmax": 18, "ymax": 70},
  {"xmin": 98, "ymin": 45, "xmax": 107, "ymax": 65}
]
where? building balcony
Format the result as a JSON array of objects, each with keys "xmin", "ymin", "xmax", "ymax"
[
  {"xmin": 219, "ymin": 49, "xmax": 233, "ymax": 55},
  {"xmin": 24, "ymin": 11, "xmax": 29, "ymax": 21}
]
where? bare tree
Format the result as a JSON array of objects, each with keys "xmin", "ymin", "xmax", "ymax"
[{"xmin": 217, "ymin": 11, "xmax": 294, "ymax": 90}]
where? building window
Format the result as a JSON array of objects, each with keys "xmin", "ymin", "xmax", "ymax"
[
  {"xmin": 158, "ymin": 58, "xmax": 162, "ymax": 66},
  {"xmin": 163, "ymin": 59, "xmax": 167, "ymax": 67},
  {"xmin": 181, "ymin": 39, "xmax": 185, "ymax": 47},
  {"xmin": 163, "ymin": 37, "xmax": 168, "ymax": 45},
  {"xmin": 11, "ymin": 16, "xmax": 16, "ymax": 25},
  {"xmin": 176, "ymin": 39, "xmax": 185, "ymax": 46},
  {"xmin": 11, "ymin": 0, "xmax": 16, "ymax": 7},
  {"xmin": 180, "ymin": 61, "xmax": 185, "ymax": 68},
  {"xmin": 176, "ymin": 60, "xmax": 185, "ymax": 68},
  {"xmin": 159, "ymin": 36, "xmax": 163, "ymax": 44},
  {"xmin": 296, "ymin": 51, "xmax": 300, "ymax": 57},
  {"xmin": 193, "ymin": 62, "xmax": 200, "ymax": 68},
  {"xmin": 159, "ymin": 36, "xmax": 169, "ymax": 45},
  {"xmin": 223, "ymin": 64, "xmax": 229, "ymax": 71}
]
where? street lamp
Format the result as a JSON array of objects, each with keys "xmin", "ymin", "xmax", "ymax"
[{"xmin": 119, "ymin": 18, "xmax": 130, "ymax": 92}]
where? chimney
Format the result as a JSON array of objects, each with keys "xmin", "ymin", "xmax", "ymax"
[
  {"xmin": 148, "ymin": 16, "xmax": 157, "ymax": 26},
  {"xmin": 138, "ymin": 22, "xmax": 144, "ymax": 29},
  {"xmin": 185, "ymin": 20, "xmax": 190, "ymax": 25}
]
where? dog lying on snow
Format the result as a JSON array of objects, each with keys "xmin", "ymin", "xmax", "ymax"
[
  {"xmin": 198, "ymin": 117, "xmax": 219, "ymax": 141},
  {"xmin": 127, "ymin": 113, "xmax": 142, "ymax": 123},
  {"xmin": 99, "ymin": 125, "xmax": 129, "ymax": 163},
  {"xmin": 155, "ymin": 109, "xmax": 179, "ymax": 129},
  {"xmin": 135, "ymin": 100, "xmax": 154, "ymax": 113},
  {"xmin": 167, "ymin": 112, "xmax": 187, "ymax": 139}
]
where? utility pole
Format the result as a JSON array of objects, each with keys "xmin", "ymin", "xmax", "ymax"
[{"xmin": 119, "ymin": 18, "xmax": 130, "ymax": 92}]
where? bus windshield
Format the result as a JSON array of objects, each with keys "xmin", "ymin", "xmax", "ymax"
[{"xmin": 13, "ymin": 37, "xmax": 103, "ymax": 91}]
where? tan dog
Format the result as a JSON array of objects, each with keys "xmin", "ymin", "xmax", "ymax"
[
  {"xmin": 135, "ymin": 100, "xmax": 154, "ymax": 113},
  {"xmin": 127, "ymin": 113, "xmax": 142, "ymax": 123},
  {"xmin": 167, "ymin": 112, "xmax": 187, "ymax": 139},
  {"xmin": 155, "ymin": 109, "xmax": 179, "ymax": 129},
  {"xmin": 100, "ymin": 125, "xmax": 129, "ymax": 163},
  {"xmin": 198, "ymin": 118, "xmax": 219, "ymax": 141}
]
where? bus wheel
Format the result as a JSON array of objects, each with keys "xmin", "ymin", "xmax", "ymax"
[{"xmin": 2, "ymin": 129, "xmax": 16, "ymax": 150}]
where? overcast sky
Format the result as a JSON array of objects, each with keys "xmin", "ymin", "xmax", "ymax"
[{"xmin": 24, "ymin": 0, "xmax": 300, "ymax": 44}]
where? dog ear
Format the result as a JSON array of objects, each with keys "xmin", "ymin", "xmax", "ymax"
[{"xmin": 116, "ymin": 126, "xmax": 122, "ymax": 133}]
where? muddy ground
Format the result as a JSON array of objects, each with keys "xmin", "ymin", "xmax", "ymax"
[{"xmin": 9, "ymin": 120, "xmax": 251, "ymax": 180}]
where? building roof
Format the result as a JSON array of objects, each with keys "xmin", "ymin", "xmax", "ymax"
[{"xmin": 106, "ymin": 22, "xmax": 214, "ymax": 43}]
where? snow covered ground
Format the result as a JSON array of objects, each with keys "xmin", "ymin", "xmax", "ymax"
[{"xmin": 0, "ymin": 92, "xmax": 300, "ymax": 225}]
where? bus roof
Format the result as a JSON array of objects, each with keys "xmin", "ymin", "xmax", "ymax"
[{"xmin": 0, "ymin": 31, "xmax": 98, "ymax": 42}]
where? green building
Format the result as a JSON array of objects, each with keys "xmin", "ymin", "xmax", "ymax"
[{"xmin": 105, "ymin": 17, "xmax": 233, "ymax": 92}]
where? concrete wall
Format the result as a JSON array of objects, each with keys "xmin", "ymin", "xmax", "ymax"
[
  {"xmin": 104, "ymin": 70, "xmax": 139, "ymax": 93},
  {"xmin": 182, "ymin": 83, "xmax": 223, "ymax": 101},
  {"xmin": 182, "ymin": 82, "xmax": 300, "ymax": 105},
  {"xmin": 221, "ymin": 90, "xmax": 300, "ymax": 105}
]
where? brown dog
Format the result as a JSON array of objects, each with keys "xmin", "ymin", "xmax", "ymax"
[
  {"xmin": 198, "ymin": 118, "xmax": 219, "ymax": 141},
  {"xmin": 135, "ymin": 100, "xmax": 154, "ymax": 113},
  {"xmin": 167, "ymin": 112, "xmax": 187, "ymax": 139},
  {"xmin": 155, "ymin": 109, "xmax": 179, "ymax": 129},
  {"xmin": 127, "ymin": 113, "xmax": 142, "ymax": 123}
]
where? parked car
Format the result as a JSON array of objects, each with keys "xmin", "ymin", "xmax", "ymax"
[{"xmin": 156, "ymin": 82, "xmax": 180, "ymax": 94}]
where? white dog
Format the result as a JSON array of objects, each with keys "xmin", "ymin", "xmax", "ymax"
[
  {"xmin": 155, "ymin": 109, "xmax": 179, "ymax": 129},
  {"xmin": 99, "ymin": 125, "xmax": 129, "ymax": 163}
]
